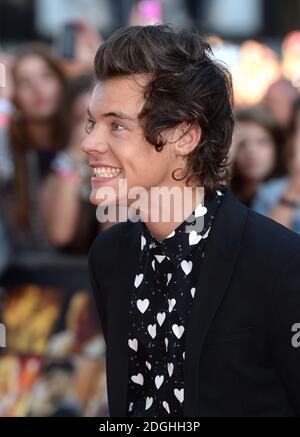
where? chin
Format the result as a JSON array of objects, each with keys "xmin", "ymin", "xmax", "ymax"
[
  {"xmin": 90, "ymin": 193, "xmax": 110, "ymax": 208},
  {"xmin": 90, "ymin": 195, "xmax": 100, "ymax": 206}
]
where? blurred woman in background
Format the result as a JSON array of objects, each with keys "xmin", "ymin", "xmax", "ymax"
[
  {"xmin": 252, "ymin": 96, "xmax": 300, "ymax": 233},
  {"xmin": 0, "ymin": 43, "xmax": 67, "ymax": 255},
  {"xmin": 230, "ymin": 106, "xmax": 286, "ymax": 207},
  {"xmin": 41, "ymin": 75, "xmax": 100, "ymax": 254},
  {"xmin": 263, "ymin": 78, "xmax": 298, "ymax": 128}
]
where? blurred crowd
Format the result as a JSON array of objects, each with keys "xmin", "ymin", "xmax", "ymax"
[
  {"xmin": 0, "ymin": 25, "xmax": 102, "ymax": 277},
  {"xmin": 0, "ymin": 0, "xmax": 300, "ymax": 418},
  {"xmin": 231, "ymin": 81, "xmax": 300, "ymax": 231},
  {"xmin": 0, "ymin": 7, "xmax": 300, "ymax": 279}
]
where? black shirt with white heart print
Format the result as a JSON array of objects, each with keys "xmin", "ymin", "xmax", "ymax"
[{"xmin": 126, "ymin": 190, "xmax": 224, "ymax": 417}]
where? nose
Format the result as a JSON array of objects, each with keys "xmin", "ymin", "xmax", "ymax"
[
  {"xmin": 34, "ymin": 77, "xmax": 48, "ymax": 95},
  {"xmin": 80, "ymin": 131, "xmax": 109, "ymax": 157}
]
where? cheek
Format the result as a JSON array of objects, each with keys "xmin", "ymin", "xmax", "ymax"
[
  {"xmin": 235, "ymin": 149, "xmax": 248, "ymax": 169},
  {"xmin": 121, "ymin": 160, "xmax": 159, "ymax": 192},
  {"xmin": 45, "ymin": 81, "xmax": 62, "ymax": 108},
  {"xmin": 258, "ymin": 145, "xmax": 276, "ymax": 169},
  {"xmin": 111, "ymin": 139, "xmax": 171, "ymax": 187},
  {"xmin": 16, "ymin": 89, "xmax": 34, "ymax": 110},
  {"xmin": 126, "ymin": 162, "xmax": 154, "ymax": 186},
  {"xmin": 133, "ymin": 154, "xmax": 168, "ymax": 185},
  {"xmin": 261, "ymin": 145, "xmax": 276, "ymax": 176}
]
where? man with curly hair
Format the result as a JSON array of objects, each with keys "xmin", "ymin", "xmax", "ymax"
[{"xmin": 83, "ymin": 25, "xmax": 300, "ymax": 417}]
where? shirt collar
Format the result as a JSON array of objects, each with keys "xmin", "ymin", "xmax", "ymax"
[{"xmin": 139, "ymin": 190, "xmax": 224, "ymax": 265}]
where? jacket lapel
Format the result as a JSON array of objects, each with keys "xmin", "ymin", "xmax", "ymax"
[
  {"xmin": 106, "ymin": 221, "xmax": 141, "ymax": 417},
  {"xmin": 184, "ymin": 189, "xmax": 248, "ymax": 416}
]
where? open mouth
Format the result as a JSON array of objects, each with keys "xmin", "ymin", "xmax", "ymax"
[{"xmin": 92, "ymin": 167, "xmax": 123, "ymax": 179}]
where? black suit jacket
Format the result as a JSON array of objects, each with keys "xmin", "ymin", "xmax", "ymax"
[{"xmin": 88, "ymin": 189, "xmax": 300, "ymax": 417}]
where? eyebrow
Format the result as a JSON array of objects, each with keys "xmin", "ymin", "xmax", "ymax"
[{"xmin": 87, "ymin": 107, "xmax": 136, "ymax": 122}]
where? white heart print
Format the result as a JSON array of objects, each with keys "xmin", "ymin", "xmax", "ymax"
[
  {"xmin": 137, "ymin": 298, "xmax": 149, "ymax": 314},
  {"xmin": 167, "ymin": 362, "xmax": 174, "ymax": 377},
  {"xmin": 172, "ymin": 324, "xmax": 185, "ymax": 339},
  {"xmin": 151, "ymin": 260, "xmax": 155, "ymax": 270},
  {"xmin": 190, "ymin": 287, "xmax": 196, "ymax": 298},
  {"xmin": 194, "ymin": 203, "xmax": 207, "ymax": 217},
  {"xmin": 134, "ymin": 273, "xmax": 144, "ymax": 288},
  {"xmin": 131, "ymin": 373, "xmax": 144, "ymax": 385},
  {"xmin": 165, "ymin": 338, "xmax": 168, "ymax": 351},
  {"xmin": 146, "ymin": 361, "xmax": 151, "ymax": 370},
  {"xmin": 148, "ymin": 324, "xmax": 156, "ymax": 339},
  {"xmin": 168, "ymin": 298, "xmax": 176, "ymax": 313},
  {"xmin": 166, "ymin": 273, "xmax": 172, "ymax": 286},
  {"xmin": 145, "ymin": 397, "xmax": 153, "ymax": 410},
  {"xmin": 157, "ymin": 312, "xmax": 166, "ymax": 326},
  {"xmin": 181, "ymin": 260, "xmax": 193, "ymax": 275},
  {"xmin": 174, "ymin": 388, "xmax": 184, "ymax": 403},
  {"xmin": 141, "ymin": 235, "xmax": 146, "ymax": 250},
  {"xmin": 155, "ymin": 255, "xmax": 165, "ymax": 263},
  {"xmin": 128, "ymin": 338, "xmax": 138, "ymax": 352},
  {"xmin": 155, "ymin": 375, "xmax": 164, "ymax": 389},
  {"xmin": 189, "ymin": 230, "xmax": 202, "ymax": 245},
  {"xmin": 163, "ymin": 401, "xmax": 170, "ymax": 414}
]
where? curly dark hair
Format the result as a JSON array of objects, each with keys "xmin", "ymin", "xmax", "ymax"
[{"xmin": 94, "ymin": 24, "xmax": 234, "ymax": 196}]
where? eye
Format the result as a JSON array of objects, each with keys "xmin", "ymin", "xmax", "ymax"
[
  {"xmin": 111, "ymin": 121, "xmax": 125, "ymax": 132},
  {"xmin": 85, "ymin": 118, "xmax": 95, "ymax": 134}
]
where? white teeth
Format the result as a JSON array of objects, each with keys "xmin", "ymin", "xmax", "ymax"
[{"xmin": 93, "ymin": 167, "xmax": 122, "ymax": 177}]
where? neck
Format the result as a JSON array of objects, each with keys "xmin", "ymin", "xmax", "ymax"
[{"xmin": 138, "ymin": 183, "xmax": 205, "ymax": 242}]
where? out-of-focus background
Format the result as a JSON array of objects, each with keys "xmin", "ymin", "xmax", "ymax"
[{"xmin": 1, "ymin": 0, "xmax": 300, "ymax": 417}]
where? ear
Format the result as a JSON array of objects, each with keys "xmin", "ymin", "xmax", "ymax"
[{"xmin": 172, "ymin": 121, "xmax": 202, "ymax": 158}]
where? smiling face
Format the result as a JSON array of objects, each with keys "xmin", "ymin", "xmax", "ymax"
[{"xmin": 81, "ymin": 75, "xmax": 192, "ymax": 209}]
